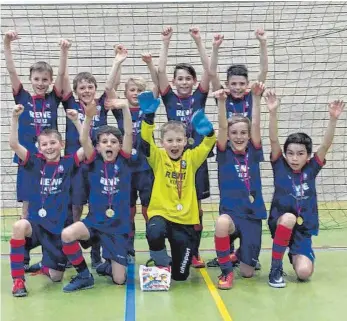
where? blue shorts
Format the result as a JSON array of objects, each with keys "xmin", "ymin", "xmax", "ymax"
[
  {"xmin": 229, "ymin": 215, "xmax": 262, "ymax": 268},
  {"xmin": 268, "ymin": 217, "xmax": 315, "ymax": 263},
  {"xmin": 17, "ymin": 166, "xmax": 31, "ymax": 202},
  {"xmin": 195, "ymin": 160, "xmax": 210, "ymax": 200},
  {"xmin": 80, "ymin": 219, "xmax": 129, "ymax": 267},
  {"xmin": 25, "ymin": 221, "xmax": 67, "ymax": 271},
  {"xmin": 71, "ymin": 164, "xmax": 89, "ymax": 206},
  {"xmin": 130, "ymin": 169, "xmax": 154, "ymax": 207}
]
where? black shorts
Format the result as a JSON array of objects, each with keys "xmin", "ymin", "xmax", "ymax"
[
  {"xmin": 130, "ymin": 169, "xmax": 154, "ymax": 207},
  {"xmin": 195, "ymin": 160, "xmax": 210, "ymax": 200},
  {"xmin": 146, "ymin": 215, "xmax": 198, "ymax": 281}
]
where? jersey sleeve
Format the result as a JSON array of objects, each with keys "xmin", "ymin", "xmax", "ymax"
[
  {"xmin": 307, "ymin": 153, "xmax": 325, "ymax": 178},
  {"xmin": 140, "ymin": 120, "xmax": 161, "ymax": 170},
  {"xmin": 61, "ymin": 93, "xmax": 77, "ymax": 112},
  {"xmin": 50, "ymin": 85, "xmax": 63, "ymax": 103},
  {"xmin": 190, "ymin": 132, "xmax": 216, "ymax": 170},
  {"xmin": 160, "ymin": 85, "xmax": 176, "ymax": 117},
  {"xmin": 250, "ymin": 141, "xmax": 264, "ymax": 163},
  {"xmin": 19, "ymin": 152, "xmax": 42, "ymax": 174},
  {"xmin": 13, "ymin": 83, "xmax": 30, "ymax": 104}
]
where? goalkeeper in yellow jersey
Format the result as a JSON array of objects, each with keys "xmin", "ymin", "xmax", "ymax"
[{"xmin": 138, "ymin": 91, "xmax": 215, "ymax": 281}]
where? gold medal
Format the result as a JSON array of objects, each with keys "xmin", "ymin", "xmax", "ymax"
[
  {"xmin": 249, "ymin": 195, "xmax": 254, "ymax": 203},
  {"xmin": 177, "ymin": 204, "xmax": 183, "ymax": 211},
  {"xmin": 38, "ymin": 208, "xmax": 47, "ymax": 218},
  {"xmin": 297, "ymin": 216, "xmax": 304, "ymax": 225},
  {"xmin": 188, "ymin": 137, "xmax": 195, "ymax": 145},
  {"xmin": 106, "ymin": 208, "xmax": 114, "ymax": 218}
]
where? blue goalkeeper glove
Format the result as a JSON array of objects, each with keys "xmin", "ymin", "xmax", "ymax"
[
  {"xmin": 191, "ymin": 109, "xmax": 213, "ymax": 136},
  {"xmin": 138, "ymin": 91, "xmax": 160, "ymax": 114}
]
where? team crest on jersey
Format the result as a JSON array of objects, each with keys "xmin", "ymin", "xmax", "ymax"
[
  {"xmin": 303, "ymin": 172, "xmax": 308, "ymax": 180},
  {"xmin": 181, "ymin": 160, "xmax": 187, "ymax": 169},
  {"xmin": 45, "ymin": 103, "xmax": 50, "ymax": 109},
  {"xmin": 96, "ymin": 105, "xmax": 101, "ymax": 111},
  {"xmin": 58, "ymin": 165, "xmax": 64, "ymax": 173},
  {"xmin": 114, "ymin": 164, "xmax": 119, "ymax": 173}
]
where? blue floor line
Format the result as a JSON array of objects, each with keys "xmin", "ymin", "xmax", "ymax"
[{"xmin": 125, "ymin": 263, "xmax": 136, "ymax": 321}]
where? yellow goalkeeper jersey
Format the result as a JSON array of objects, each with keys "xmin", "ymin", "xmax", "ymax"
[{"xmin": 141, "ymin": 121, "xmax": 216, "ymax": 225}]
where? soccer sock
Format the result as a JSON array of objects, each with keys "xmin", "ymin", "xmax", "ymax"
[
  {"xmin": 271, "ymin": 224, "xmax": 293, "ymax": 268},
  {"xmin": 129, "ymin": 206, "xmax": 137, "ymax": 253},
  {"xmin": 91, "ymin": 241, "xmax": 101, "ymax": 262},
  {"xmin": 215, "ymin": 235, "xmax": 233, "ymax": 275},
  {"xmin": 10, "ymin": 238, "xmax": 26, "ymax": 280},
  {"xmin": 62, "ymin": 241, "xmax": 89, "ymax": 275}
]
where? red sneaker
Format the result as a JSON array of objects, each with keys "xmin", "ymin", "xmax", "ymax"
[
  {"xmin": 218, "ymin": 271, "xmax": 234, "ymax": 290},
  {"xmin": 12, "ymin": 278, "xmax": 27, "ymax": 297},
  {"xmin": 191, "ymin": 255, "xmax": 206, "ymax": 268}
]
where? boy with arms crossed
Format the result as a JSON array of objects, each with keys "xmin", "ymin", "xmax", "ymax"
[
  {"xmin": 156, "ymin": 26, "xmax": 212, "ymax": 268},
  {"xmin": 214, "ymin": 82, "xmax": 267, "ymax": 290},
  {"xmin": 138, "ymin": 91, "xmax": 216, "ymax": 282},
  {"xmin": 265, "ymin": 90, "xmax": 344, "ymax": 288}
]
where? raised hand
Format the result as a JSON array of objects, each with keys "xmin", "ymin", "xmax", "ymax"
[
  {"xmin": 255, "ymin": 28, "xmax": 267, "ymax": 42},
  {"xmin": 264, "ymin": 89, "xmax": 280, "ymax": 112},
  {"xmin": 213, "ymin": 88, "xmax": 228, "ymax": 101},
  {"xmin": 114, "ymin": 44, "xmax": 128, "ymax": 63},
  {"xmin": 138, "ymin": 91, "xmax": 160, "ymax": 114},
  {"xmin": 161, "ymin": 26, "xmax": 173, "ymax": 42},
  {"xmin": 212, "ymin": 34, "xmax": 224, "ymax": 48},
  {"xmin": 82, "ymin": 100, "xmax": 97, "ymax": 118},
  {"xmin": 189, "ymin": 26, "xmax": 201, "ymax": 41},
  {"xmin": 12, "ymin": 104, "xmax": 24, "ymax": 117},
  {"xmin": 141, "ymin": 52, "xmax": 153, "ymax": 64},
  {"xmin": 66, "ymin": 109, "xmax": 79, "ymax": 122},
  {"xmin": 328, "ymin": 99, "xmax": 345, "ymax": 119},
  {"xmin": 251, "ymin": 81, "xmax": 265, "ymax": 96},
  {"xmin": 105, "ymin": 98, "xmax": 129, "ymax": 110},
  {"xmin": 4, "ymin": 30, "xmax": 20, "ymax": 44},
  {"xmin": 59, "ymin": 38, "xmax": 72, "ymax": 51}
]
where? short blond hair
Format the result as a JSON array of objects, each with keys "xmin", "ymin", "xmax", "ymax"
[
  {"xmin": 227, "ymin": 114, "xmax": 251, "ymax": 133},
  {"xmin": 125, "ymin": 76, "xmax": 147, "ymax": 92},
  {"xmin": 160, "ymin": 120, "xmax": 186, "ymax": 139}
]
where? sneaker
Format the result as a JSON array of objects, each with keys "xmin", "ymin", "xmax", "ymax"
[
  {"xmin": 217, "ymin": 271, "xmax": 234, "ymax": 290},
  {"xmin": 191, "ymin": 255, "xmax": 205, "ymax": 268},
  {"xmin": 206, "ymin": 257, "xmax": 219, "ymax": 268},
  {"xmin": 96, "ymin": 261, "xmax": 112, "ymax": 277},
  {"xmin": 25, "ymin": 262, "xmax": 42, "ymax": 273},
  {"xmin": 63, "ymin": 273, "xmax": 94, "ymax": 293},
  {"xmin": 127, "ymin": 253, "xmax": 135, "ymax": 264},
  {"xmin": 268, "ymin": 267, "xmax": 286, "ymax": 288},
  {"xmin": 12, "ymin": 278, "xmax": 27, "ymax": 297},
  {"xmin": 255, "ymin": 261, "xmax": 262, "ymax": 271}
]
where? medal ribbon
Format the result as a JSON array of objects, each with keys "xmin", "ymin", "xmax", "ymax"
[
  {"xmin": 40, "ymin": 164, "xmax": 59, "ymax": 209},
  {"xmin": 177, "ymin": 96, "xmax": 194, "ymax": 138},
  {"xmin": 234, "ymin": 153, "xmax": 251, "ymax": 194},
  {"xmin": 170, "ymin": 159, "xmax": 183, "ymax": 200},
  {"xmin": 292, "ymin": 173, "xmax": 304, "ymax": 216},
  {"xmin": 103, "ymin": 162, "xmax": 119, "ymax": 208},
  {"xmin": 32, "ymin": 97, "xmax": 47, "ymax": 137}
]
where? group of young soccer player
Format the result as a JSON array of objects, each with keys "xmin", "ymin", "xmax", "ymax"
[{"xmin": 4, "ymin": 24, "xmax": 344, "ymax": 297}]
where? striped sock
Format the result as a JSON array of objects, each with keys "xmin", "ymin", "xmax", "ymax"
[
  {"xmin": 271, "ymin": 224, "xmax": 293, "ymax": 268},
  {"xmin": 10, "ymin": 238, "xmax": 26, "ymax": 280},
  {"xmin": 62, "ymin": 241, "xmax": 88, "ymax": 274},
  {"xmin": 215, "ymin": 235, "xmax": 233, "ymax": 275}
]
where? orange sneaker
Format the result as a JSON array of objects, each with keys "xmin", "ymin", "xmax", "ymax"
[
  {"xmin": 218, "ymin": 271, "xmax": 234, "ymax": 290},
  {"xmin": 12, "ymin": 278, "xmax": 27, "ymax": 297},
  {"xmin": 191, "ymin": 255, "xmax": 205, "ymax": 268}
]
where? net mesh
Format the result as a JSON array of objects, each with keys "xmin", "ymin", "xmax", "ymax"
[{"xmin": 1, "ymin": 2, "xmax": 347, "ymax": 240}]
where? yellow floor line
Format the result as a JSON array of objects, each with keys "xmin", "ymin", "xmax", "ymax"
[{"xmin": 200, "ymin": 268, "xmax": 233, "ymax": 321}]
